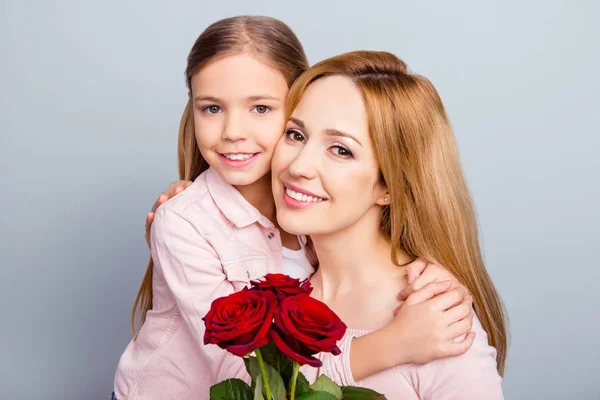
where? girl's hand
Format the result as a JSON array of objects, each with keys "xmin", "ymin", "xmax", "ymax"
[
  {"xmin": 387, "ymin": 281, "xmax": 475, "ymax": 366},
  {"xmin": 349, "ymin": 280, "xmax": 475, "ymax": 381},
  {"xmin": 145, "ymin": 180, "xmax": 193, "ymax": 246},
  {"xmin": 399, "ymin": 258, "xmax": 465, "ymax": 301}
]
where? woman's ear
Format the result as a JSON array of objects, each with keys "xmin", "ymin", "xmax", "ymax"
[
  {"xmin": 375, "ymin": 182, "xmax": 390, "ymax": 207},
  {"xmin": 376, "ymin": 193, "xmax": 390, "ymax": 206}
]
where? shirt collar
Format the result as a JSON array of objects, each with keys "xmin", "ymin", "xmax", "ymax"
[{"xmin": 205, "ymin": 167, "xmax": 274, "ymax": 229}]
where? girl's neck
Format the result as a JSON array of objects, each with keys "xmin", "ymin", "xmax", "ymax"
[{"xmin": 235, "ymin": 172, "xmax": 276, "ymax": 224}]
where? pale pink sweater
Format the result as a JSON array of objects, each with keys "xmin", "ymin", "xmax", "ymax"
[
  {"xmin": 305, "ymin": 314, "xmax": 503, "ymax": 399},
  {"xmin": 114, "ymin": 167, "xmax": 503, "ymax": 399}
]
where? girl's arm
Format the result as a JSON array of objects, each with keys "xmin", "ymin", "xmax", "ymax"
[
  {"xmin": 145, "ymin": 180, "xmax": 193, "ymax": 246},
  {"xmin": 313, "ymin": 312, "xmax": 502, "ymax": 399},
  {"xmin": 411, "ymin": 313, "xmax": 503, "ymax": 399},
  {"xmin": 319, "ymin": 280, "xmax": 475, "ymax": 385},
  {"xmin": 150, "ymin": 205, "xmax": 250, "ymax": 383}
]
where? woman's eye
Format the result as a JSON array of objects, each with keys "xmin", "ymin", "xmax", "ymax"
[
  {"xmin": 285, "ymin": 129, "xmax": 305, "ymax": 143},
  {"xmin": 203, "ymin": 105, "xmax": 222, "ymax": 115},
  {"xmin": 331, "ymin": 145, "xmax": 353, "ymax": 158},
  {"xmin": 253, "ymin": 105, "xmax": 271, "ymax": 114}
]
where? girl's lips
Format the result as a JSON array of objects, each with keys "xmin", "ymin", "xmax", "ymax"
[{"xmin": 218, "ymin": 153, "xmax": 259, "ymax": 168}]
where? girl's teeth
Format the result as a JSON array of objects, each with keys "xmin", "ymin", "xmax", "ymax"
[
  {"xmin": 285, "ymin": 187, "xmax": 323, "ymax": 203},
  {"xmin": 224, "ymin": 153, "xmax": 253, "ymax": 160}
]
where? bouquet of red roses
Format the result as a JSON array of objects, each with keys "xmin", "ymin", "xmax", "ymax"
[{"xmin": 203, "ymin": 274, "xmax": 386, "ymax": 400}]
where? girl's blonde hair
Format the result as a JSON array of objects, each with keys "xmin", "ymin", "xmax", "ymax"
[
  {"xmin": 285, "ymin": 51, "xmax": 508, "ymax": 374},
  {"xmin": 131, "ymin": 16, "xmax": 309, "ymax": 333}
]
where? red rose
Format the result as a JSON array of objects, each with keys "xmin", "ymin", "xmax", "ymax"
[
  {"xmin": 251, "ymin": 273, "xmax": 313, "ymax": 300},
  {"xmin": 270, "ymin": 293, "xmax": 347, "ymax": 367},
  {"xmin": 203, "ymin": 289, "xmax": 278, "ymax": 357}
]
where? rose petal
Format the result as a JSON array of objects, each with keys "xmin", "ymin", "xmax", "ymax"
[{"xmin": 271, "ymin": 328, "xmax": 322, "ymax": 367}]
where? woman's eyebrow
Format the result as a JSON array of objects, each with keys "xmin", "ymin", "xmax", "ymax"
[
  {"xmin": 288, "ymin": 117, "xmax": 362, "ymax": 146},
  {"xmin": 324, "ymin": 129, "xmax": 363, "ymax": 146}
]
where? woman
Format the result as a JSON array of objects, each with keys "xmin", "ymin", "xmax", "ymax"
[{"xmin": 268, "ymin": 50, "xmax": 507, "ymax": 398}]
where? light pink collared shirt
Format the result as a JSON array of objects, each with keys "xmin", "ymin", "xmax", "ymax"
[
  {"xmin": 114, "ymin": 167, "xmax": 503, "ymax": 399},
  {"xmin": 114, "ymin": 168, "xmax": 316, "ymax": 399}
]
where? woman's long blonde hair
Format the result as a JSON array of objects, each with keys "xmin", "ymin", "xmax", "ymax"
[
  {"xmin": 285, "ymin": 51, "xmax": 508, "ymax": 374},
  {"xmin": 131, "ymin": 16, "xmax": 309, "ymax": 333}
]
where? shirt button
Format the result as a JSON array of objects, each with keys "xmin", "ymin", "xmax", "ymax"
[{"xmin": 267, "ymin": 232, "xmax": 275, "ymax": 239}]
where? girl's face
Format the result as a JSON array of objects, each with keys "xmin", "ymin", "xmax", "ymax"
[
  {"xmin": 191, "ymin": 53, "xmax": 289, "ymax": 187},
  {"xmin": 271, "ymin": 75, "xmax": 388, "ymax": 236}
]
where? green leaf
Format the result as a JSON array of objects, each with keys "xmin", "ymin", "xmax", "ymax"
[
  {"xmin": 340, "ymin": 386, "xmax": 387, "ymax": 400},
  {"xmin": 247, "ymin": 356, "xmax": 261, "ymax": 383},
  {"xmin": 248, "ymin": 356, "xmax": 287, "ymax": 400},
  {"xmin": 258, "ymin": 343, "xmax": 278, "ymax": 369},
  {"xmin": 254, "ymin": 375, "xmax": 265, "ymax": 400},
  {"xmin": 209, "ymin": 378, "xmax": 253, "ymax": 400},
  {"xmin": 289, "ymin": 371, "xmax": 311, "ymax": 396},
  {"xmin": 310, "ymin": 375, "xmax": 342, "ymax": 399},
  {"xmin": 296, "ymin": 391, "xmax": 339, "ymax": 400},
  {"xmin": 244, "ymin": 357, "xmax": 256, "ymax": 390},
  {"xmin": 261, "ymin": 342, "xmax": 293, "ymax": 377}
]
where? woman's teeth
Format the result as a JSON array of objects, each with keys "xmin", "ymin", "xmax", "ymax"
[
  {"xmin": 223, "ymin": 153, "xmax": 253, "ymax": 161},
  {"xmin": 285, "ymin": 187, "xmax": 323, "ymax": 203}
]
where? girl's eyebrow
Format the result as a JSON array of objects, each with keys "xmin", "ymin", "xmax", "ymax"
[
  {"xmin": 194, "ymin": 95, "xmax": 221, "ymax": 103},
  {"xmin": 247, "ymin": 95, "xmax": 281, "ymax": 102},
  {"xmin": 193, "ymin": 95, "xmax": 281, "ymax": 102}
]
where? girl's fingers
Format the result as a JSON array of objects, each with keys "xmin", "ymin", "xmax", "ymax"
[
  {"xmin": 399, "ymin": 263, "xmax": 438, "ymax": 300},
  {"xmin": 406, "ymin": 258, "xmax": 428, "ymax": 284},
  {"xmin": 429, "ymin": 287, "xmax": 466, "ymax": 311},
  {"xmin": 441, "ymin": 332, "xmax": 476, "ymax": 357},
  {"xmin": 445, "ymin": 315, "xmax": 474, "ymax": 341},
  {"xmin": 404, "ymin": 281, "xmax": 452, "ymax": 305},
  {"xmin": 442, "ymin": 295, "xmax": 473, "ymax": 325}
]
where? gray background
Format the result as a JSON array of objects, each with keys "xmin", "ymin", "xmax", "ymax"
[{"xmin": 1, "ymin": 0, "xmax": 598, "ymax": 399}]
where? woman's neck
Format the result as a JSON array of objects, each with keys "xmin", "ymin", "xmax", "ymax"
[
  {"xmin": 310, "ymin": 208, "xmax": 412, "ymax": 303},
  {"xmin": 235, "ymin": 172, "xmax": 276, "ymax": 223},
  {"xmin": 309, "ymin": 208, "xmax": 414, "ymax": 330}
]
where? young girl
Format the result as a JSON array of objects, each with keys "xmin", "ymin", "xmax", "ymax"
[
  {"xmin": 114, "ymin": 16, "xmax": 473, "ymax": 399},
  {"xmin": 269, "ymin": 50, "xmax": 507, "ymax": 398}
]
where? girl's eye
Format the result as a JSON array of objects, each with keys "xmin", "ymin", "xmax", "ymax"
[
  {"xmin": 285, "ymin": 129, "xmax": 306, "ymax": 143},
  {"xmin": 203, "ymin": 105, "xmax": 222, "ymax": 115},
  {"xmin": 253, "ymin": 105, "xmax": 271, "ymax": 114},
  {"xmin": 331, "ymin": 145, "xmax": 353, "ymax": 158}
]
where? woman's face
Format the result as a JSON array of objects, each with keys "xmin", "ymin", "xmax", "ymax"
[
  {"xmin": 271, "ymin": 75, "xmax": 388, "ymax": 236},
  {"xmin": 191, "ymin": 53, "xmax": 289, "ymax": 187}
]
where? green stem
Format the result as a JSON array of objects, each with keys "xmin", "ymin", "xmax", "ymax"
[
  {"xmin": 255, "ymin": 348, "xmax": 272, "ymax": 400},
  {"xmin": 290, "ymin": 362, "xmax": 300, "ymax": 400}
]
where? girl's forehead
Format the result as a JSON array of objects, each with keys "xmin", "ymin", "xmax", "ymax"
[{"xmin": 190, "ymin": 54, "xmax": 289, "ymax": 99}]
